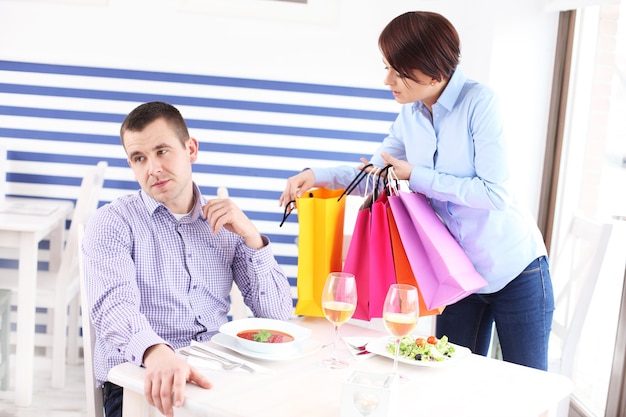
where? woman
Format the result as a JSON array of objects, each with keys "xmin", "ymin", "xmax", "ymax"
[{"xmin": 279, "ymin": 11, "xmax": 554, "ymax": 370}]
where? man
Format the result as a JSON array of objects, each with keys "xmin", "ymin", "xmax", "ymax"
[{"xmin": 83, "ymin": 101, "xmax": 293, "ymax": 417}]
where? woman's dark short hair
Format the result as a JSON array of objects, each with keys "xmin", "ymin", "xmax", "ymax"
[
  {"xmin": 378, "ymin": 11, "xmax": 461, "ymax": 83},
  {"xmin": 120, "ymin": 101, "xmax": 190, "ymax": 148}
]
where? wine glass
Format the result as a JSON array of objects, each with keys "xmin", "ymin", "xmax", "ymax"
[
  {"xmin": 321, "ymin": 272, "xmax": 357, "ymax": 369},
  {"xmin": 382, "ymin": 283, "xmax": 419, "ymax": 381}
]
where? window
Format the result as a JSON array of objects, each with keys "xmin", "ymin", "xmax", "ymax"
[{"xmin": 550, "ymin": 2, "xmax": 626, "ymax": 415}]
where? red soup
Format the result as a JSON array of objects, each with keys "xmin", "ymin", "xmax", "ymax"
[{"xmin": 237, "ymin": 329, "xmax": 294, "ymax": 344}]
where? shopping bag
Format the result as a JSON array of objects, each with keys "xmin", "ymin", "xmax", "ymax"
[
  {"xmin": 388, "ymin": 192, "xmax": 487, "ymax": 309},
  {"xmin": 342, "ymin": 205, "xmax": 371, "ymax": 319},
  {"xmin": 287, "ymin": 188, "xmax": 346, "ymax": 317},
  {"xmin": 343, "ymin": 192, "xmax": 397, "ymax": 320},
  {"xmin": 387, "ymin": 205, "xmax": 445, "ymax": 317}
]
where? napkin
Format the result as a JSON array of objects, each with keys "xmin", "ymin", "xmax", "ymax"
[
  {"xmin": 179, "ymin": 341, "xmax": 271, "ymax": 374},
  {"xmin": 342, "ymin": 336, "xmax": 377, "ymax": 360}
]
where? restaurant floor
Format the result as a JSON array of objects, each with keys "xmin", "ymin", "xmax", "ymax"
[{"xmin": 0, "ymin": 353, "xmax": 87, "ymax": 417}]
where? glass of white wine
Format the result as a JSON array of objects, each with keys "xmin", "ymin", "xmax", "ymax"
[
  {"xmin": 321, "ymin": 272, "xmax": 357, "ymax": 369},
  {"xmin": 382, "ymin": 283, "xmax": 419, "ymax": 381}
]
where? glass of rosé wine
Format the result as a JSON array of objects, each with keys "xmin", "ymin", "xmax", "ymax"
[
  {"xmin": 321, "ymin": 272, "xmax": 357, "ymax": 369},
  {"xmin": 382, "ymin": 283, "xmax": 419, "ymax": 382}
]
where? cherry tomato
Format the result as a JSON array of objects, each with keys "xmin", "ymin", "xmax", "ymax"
[
  {"xmin": 415, "ymin": 337, "xmax": 426, "ymax": 347},
  {"xmin": 427, "ymin": 336, "xmax": 438, "ymax": 345}
]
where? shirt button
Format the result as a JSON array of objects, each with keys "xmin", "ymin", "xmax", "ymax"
[
  {"xmin": 192, "ymin": 285, "xmax": 197, "ymax": 289},
  {"xmin": 131, "ymin": 355, "xmax": 136, "ymax": 361}
]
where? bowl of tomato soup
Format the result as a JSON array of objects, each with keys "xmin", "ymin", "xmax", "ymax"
[{"xmin": 218, "ymin": 318, "xmax": 312, "ymax": 354}]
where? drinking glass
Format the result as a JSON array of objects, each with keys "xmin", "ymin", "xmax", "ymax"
[
  {"xmin": 352, "ymin": 391, "xmax": 380, "ymax": 416},
  {"xmin": 321, "ymin": 272, "xmax": 357, "ymax": 369},
  {"xmin": 382, "ymin": 283, "xmax": 419, "ymax": 381}
]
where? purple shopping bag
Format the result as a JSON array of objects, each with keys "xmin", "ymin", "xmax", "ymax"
[{"xmin": 388, "ymin": 192, "xmax": 487, "ymax": 309}]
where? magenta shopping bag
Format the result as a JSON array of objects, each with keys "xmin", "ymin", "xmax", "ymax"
[
  {"xmin": 343, "ymin": 192, "xmax": 396, "ymax": 320},
  {"xmin": 388, "ymin": 192, "xmax": 487, "ymax": 309},
  {"xmin": 367, "ymin": 193, "xmax": 397, "ymax": 318},
  {"xmin": 343, "ymin": 206, "xmax": 371, "ymax": 320}
]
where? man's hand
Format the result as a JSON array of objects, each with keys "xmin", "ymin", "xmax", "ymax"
[
  {"xmin": 143, "ymin": 344, "xmax": 212, "ymax": 417},
  {"xmin": 202, "ymin": 198, "xmax": 264, "ymax": 249}
]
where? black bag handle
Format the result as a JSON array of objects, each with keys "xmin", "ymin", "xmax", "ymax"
[
  {"xmin": 279, "ymin": 200, "xmax": 296, "ymax": 227},
  {"xmin": 337, "ymin": 163, "xmax": 374, "ymax": 202}
]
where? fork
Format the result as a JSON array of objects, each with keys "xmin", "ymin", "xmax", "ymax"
[
  {"xmin": 346, "ymin": 342, "xmax": 368, "ymax": 351},
  {"xmin": 179, "ymin": 350, "xmax": 242, "ymax": 371},
  {"xmin": 190, "ymin": 345, "xmax": 256, "ymax": 373}
]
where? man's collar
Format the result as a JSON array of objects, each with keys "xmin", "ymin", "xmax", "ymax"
[{"xmin": 139, "ymin": 183, "xmax": 204, "ymax": 220}]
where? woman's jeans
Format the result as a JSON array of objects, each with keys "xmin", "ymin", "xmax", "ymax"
[{"xmin": 436, "ymin": 256, "xmax": 554, "ymax": 370}]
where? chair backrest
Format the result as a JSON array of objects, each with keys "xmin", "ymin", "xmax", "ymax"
[
  {"xmin": 77, "ymin": 224, "xmax": 104, "ymax": 417},
  {"xmin": 217, "ymin": 187, "xmax": 249, "ymax": 320},
  {"xmin": 0, "ymin": 142, "xmax": 7, "ymax": 201},
  {"xmin": 549, "ymin": 214, "xmax": 613, "ymax": 378},
  {"xmin": 229, "ymin": 283, "xmax": 248, "ymax": 321},
  {"xmin": 71, "ymin": 161, "xmax": 108, "ymax": 231},
  {"xmin": 56, "ymin": 161, "xmax": 107, "ymax": 297}
]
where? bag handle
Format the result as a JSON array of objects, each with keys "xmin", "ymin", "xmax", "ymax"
[
  {"xmin": 359, "ymin": 166, "xmax": 382, "ymax": 210},
  {"xmin": 385, "ymin": 166, "xmax": 400, "ymax": 196},
  {"xmin": 279, "ymin": 200, "xmax": 296, "ymax": 227},
  {"xmin": 337, "ymin": 163, "xmax": 373, "ymax": 202},
  {"xmin": 280, "ymin": 191, "xmax": 314, "ymax": 227},
  {"xmin": 374, "ymin": 164, "xmax": 393, "ymax": 200}
]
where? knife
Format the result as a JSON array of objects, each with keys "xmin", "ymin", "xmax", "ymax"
[{"xmin": 190, "ymin": 344, "xmax": 256, "ymax": 373}]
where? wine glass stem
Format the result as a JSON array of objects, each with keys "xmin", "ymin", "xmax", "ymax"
[
  {"xmin": 392, "ymin": 337, "xmax": 400, "ymax": 376},
  {"xmin": 331, "ymin": 324, "xmax": 340, "ymax": 360}
]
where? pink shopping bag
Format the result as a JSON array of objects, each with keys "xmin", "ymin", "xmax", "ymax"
[
  {"xmin": 343, "ymin": 206, "xmax": 371, "ymax": 320},
  {"xmin": 343, "ymin": 192, "xmax": 396, "ymax": 320},
  {"xmin": 388, "ymin": 192, "xmax": 487, "ymax": 309},
  {"xmin": 367, "ymin": 192, "xmax": 397, "ymax": 319}
]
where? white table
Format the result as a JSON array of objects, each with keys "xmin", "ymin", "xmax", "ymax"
[
  {"xmin": 0, "ymin": 197, "xmax": 74, "ymax": 407},
  {"xmin": 109, "ymin": 316, "xmax": 573, "ymax": 417}
]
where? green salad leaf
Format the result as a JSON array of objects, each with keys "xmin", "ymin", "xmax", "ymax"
[
  {"xmin": 253, "ymin": 330, "xmax": 272, "ymax": 342},
  {"xmin": 386, "ymin": 335, "xmax": 456, "ymax": 362}
]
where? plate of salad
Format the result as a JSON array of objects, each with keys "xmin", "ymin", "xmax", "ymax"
[{"xmin": 366, "ymin": 335, "xmax": 471, "ymax": 367}]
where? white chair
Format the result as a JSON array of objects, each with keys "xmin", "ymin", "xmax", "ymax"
[
  {"xmin": 0, "ymin": 288, "xmax": 10, "ymax": 390},
  {"xmin": 548, "ymin": 214, "xmax": 613, "ymax": 417},
  {"xmin": 0, "ymin": 142, "xmax": 7, "ymax": 201},
  {"xmin": 0, "ymin": 161, "xmax": 107, "ymax": 388},
  {"xmin": 228, "ymin": 284, "xmax": 248, "ymax": 321},
  {"xmin": 217, "ymin": 187, "xmax": 249, "ymax": 321},
  {"xmin": 77, "ymin": 224, "xmax": 104, "ymax": 417}
]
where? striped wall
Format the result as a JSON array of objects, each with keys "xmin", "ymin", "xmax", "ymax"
[{"xmin": 0, "ymin": 59, "xmax": 398, "ymax": 309}]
